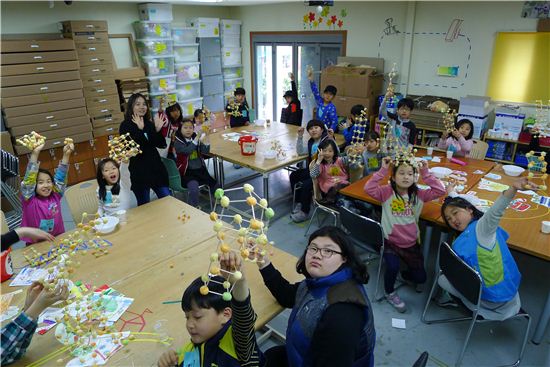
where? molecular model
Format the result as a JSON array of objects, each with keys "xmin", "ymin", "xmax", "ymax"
[
  {"xmin": 531, "ymin": 100, "xmax": 550, "ymax": 138},
  {"xmin": 270, "ymin": 140, "xmax": 287, "ymax": 160},
  {"xmin": 178, "ymin": 210, "xmax": 191, "ymax": 223},
  {"xmin": 442, "ymin": 108, "xmax": 458, "ymax": 133},
  {"xmin": 525, "ymin": 151, "xmax": 548, "ymax": 191},
  {"xmin": 64, "ymin": 137, "xmax": 74, "ymax": 145},
  {"xmin": 386, "ymin": 63, "xmax": 398, "ymax": 95},
  {"xmin": 226, "ymin": 96, "xmax": 242, "ymax": 118},
  {"xmin": 108, "ymin": 133, "xmax": 142, "ymax": 162},
  {"xmin": 203, "ymin": 184, "xmax": 275, "ymax": 301},
  {"xmin": 347, "ymin": 108, "xmax": 369, "ymax": 165},
  {"xmin": 16, "ymin": 131, "xmax": 46, "ymax": 150}
]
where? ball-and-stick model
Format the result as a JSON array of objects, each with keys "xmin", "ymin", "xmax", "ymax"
[
  {"xmin": 525, "ymin": 150, "xmax": 548, "ymax": 191},
  {"xmin": 442, "ymin": 108, "xmax": 458, "ymax": 133},
  {"xmin": 532, "ymin": 100, "xmax": 550, "ymax": 138},
  {"xmin": 108, "ymin": 133, "xmax": 142, "ymax": 162},
  {"xmin": 270, "ymin": 140, "xmax": 287, "ymax": 160},
  {"xmin": 16, "ymin": 131, "xmax": 46, "ymax": 150},
  {"xmin": 387, "ymin": 63, "xmax": 398, "ymax": 95},
  {"xmin": 203, "ymin": 184, "xmax": 275, "ymax": 301},
  {"xmin": 347, "ymin": 107, "xmax": 369, "ymax": 166},
  {"xmin": 226, "ymin": 96, "xmax": 242, "ymax": 118}
]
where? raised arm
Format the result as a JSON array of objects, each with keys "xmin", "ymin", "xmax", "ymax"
[
  {"xmin": 310, "ymin": 80, "xmax": 323, "ymax": 107},
  {"xmin": 20, "ymin": 144, "xmax": 44, "ymax": 200},
  {"xmin": 258, "ymin": 260, "xmax": 299, "ymax": 309},
  {"xmin": 363, "ymin": 158, "xmax": 393, "ymax": 202}
]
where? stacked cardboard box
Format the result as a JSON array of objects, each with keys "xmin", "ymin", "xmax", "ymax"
[
  {"xmin": 321, "ymin": 65, "xmax": 383, "ymax": 117},
  {"xmin": 61, "ymin": 20, "xmax": 122, "ymax": 138}
]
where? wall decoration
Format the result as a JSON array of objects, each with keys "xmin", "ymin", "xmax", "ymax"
[
  {"xmin": 383, "ymin": 18, "xmax": 401, "ymax": 36},
  {"xmin": 521, "ymin": 1, "xmax": 549, "ymax": 18},
  {"xmin": 437, "ymin": 66, "xmax": 459, "ymax": 77},
  {"xmin": 302, "ymin": 6, "xmax": 347, "ymax": 30}
]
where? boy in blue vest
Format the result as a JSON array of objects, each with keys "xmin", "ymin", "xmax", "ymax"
[
  {"xmin": 157, "ymin": 252, "xmax": 265, "ymax": 367},
  {"xmin": 308, "ymin": 69, "xmax": 338, "ymax": 132}
]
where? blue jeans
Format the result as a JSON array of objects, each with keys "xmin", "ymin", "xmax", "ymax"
[{"xmin": 132, "ymin": 186, "xmax": 171, "ymax": 206}]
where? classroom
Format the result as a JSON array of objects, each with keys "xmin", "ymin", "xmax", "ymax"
[{"xmin": 0, "ymin": 1, "xmax": 549, "ymax": 366}]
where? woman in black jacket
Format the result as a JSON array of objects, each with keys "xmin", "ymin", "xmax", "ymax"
[{"xmin": 119, "ymin": 93, "xmax": 170, "ymax": 206}]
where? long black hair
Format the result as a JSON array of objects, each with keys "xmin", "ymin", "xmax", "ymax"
[
  {"xmin": 390, "ymin": 162, "xmax": 419, "ymax": 205},
  {"xmin": 317, "ymin": 138, "xmax": 340, "ymax": 165},
  {"xmin": 165, "ymin": 102, "xmax": 183, "ymax": 126},
  {"xmin": 441, "ymin": 196, "xmax": 484, "ymax": 233},
  {"xmin": 453, "ymin": 119, "xmax": 474, "ymax": 141},
  {"xmin": 174, "ymin": 118, "xmax": 196, "ymax": 141},
  {"xmin": 96, "ymin": 158, "xmax": 121, "ymax": 202},
  {"xmin": 124, "ymin": 93, "xmax": 151, "ymax": 123},
  {"xmin": 296, "ymin": 226, "xmax": 369, "ymax": 284}
]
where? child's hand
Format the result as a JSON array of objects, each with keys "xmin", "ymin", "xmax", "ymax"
[
  {"xmin": 512, "ymin": 177, "xmax": 538, "ymax": 191},
  {"xmin": 132, "ymin": 114, "xmax": 145, "ymax": 130},
  {"xmin": 157, "ymin": 349, "xmax": 178, "ymax": 367},
  {"xmin": 15, "ymin": 227, "xmax": 55, "ymax": 243},
  {"xmin": 297, "ymin": 127, "xmax": 305, "ymax": 137},
  {"xmin": 327, "ymin": 128, "xmax": 335, "ymax": 139},
  {"xmin": 32, "ymin": 142, "xmax": 45, "ymax": 155},
  {"xmin": 316, "ymin": 148, "xmax": 324, "ymax": 163},
  {"xmin": 24, "ymin": 282, "xmax": 69, "ymax": 320},
  {"xmin": 445, "ymin": 181, "xmax": 457, "ymax": 195},
  {"xmin": 418, "ymin": 159, "xmax": 428, "ymax": 170},
  {"xmin": 23, "ymin": 281, "xmax": 44, "ymax": 312},
  {"xmin": 307, "ymin": 68, "xmax": 314, "ymax": 81},
  {"xmin": 289, "ymin": 72, "xmax": 295, "ymax": 81},
  {"xmin": 451, "ymin": 129, "xmax": 461, "ymax": 139},
  {"xmin": 441, "ymin": 130, "xmax": 449, "ymax": 139},
  {"xmin": 381, "ymin": 156, "xmax": 392, "ymax": 169},
  {"xmin": 63, "ymin": 142, "xmax": 74, "ymax": 156},
  {"xmin": 219, "ymin": 251, "xmax": 243, "ymax": 283},
  {"xmin": 154, "ymin": 114, "xmax": 167, "ymax": 132},
  {"xmin": 385, "ymin": 90, "xmax": 394, "ymax": 99}
]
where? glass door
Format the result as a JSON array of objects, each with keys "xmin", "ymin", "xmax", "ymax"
[
  {"xmin": 275, "ymin": 45, "xmax": 293, "ymax": 122},
  {"xmin": 255, "ymin": 44, "xmax": 273, "ymax": 121}
]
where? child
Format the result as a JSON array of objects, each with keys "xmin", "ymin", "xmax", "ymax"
[
  {"xmin": 308, "ymin": 70, "xmax": 338, "ymax": 132},
  {"xmin": 440, "ymin": 177, "xmax": 536, "ymax": 320},
  {"xmin": 174, "ymin": 119, "xmax": 218, "ymax": 208},
  {"xmin": 157, "ymin": 252, "xmax": 265, "ymax": 367},
  {"xmin": 96, "ymin": 158, "xmax": 133, "ymax": 217},
  {"xmin": 226, "ymin": 87, "xmax": 250, "ymax": 128},
  {"xmin": 290, "ymin": 120, "xmax": 331, "ymax": 222},
  {"xmin": 20, "ymin": 140, "xmax": 73, "ymax": 244},
  {"xmin": 164, "ymin": 102, "xmax": 184, "ymax": 161},
  {"xmin": 342, "ymin": 104, "xmax": 369, "ymax": 146},
  {"xmin": 280, "ymin": 72, "xmax": 302, "ymax": 126},
  {"xmin": 380, "ymin": 91, "xmax": 417, "ymax": 147},
  {"xmin": 347, "ymin": 131, "xmax": 384, "ymax": 178},
  {"xmin": 193, "ymin": 108, "xmax": 209, "ymax": 135},
  {"xmin": 364, "ymin": 157, "xmax": 446, "ymax": 312},
  {"xmin": 437, "ymin": 119, "xmax": 474, "ymax": 157},
  {"xmin": 1, "ymin": 281, "xmax": 68, "ymax": 365},
  {"xmin": 309, "ymin": 138, "xmax": 349, "ymax": 205}
]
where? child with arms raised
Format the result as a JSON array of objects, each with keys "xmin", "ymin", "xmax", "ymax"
[
  {"xmin": 96, "ymin": 158, "xmax": 133, "ymax": 216},
  {"xmin": 437, "ymin": 119, "xmax": 474, "ymax": 157},
  {"xmin": 380, "ymin": 91, "xmax": 417, "ymax": 147},
  {"xmin": 157, "ymin": 252, "xmax": 265, "ymax": 367},
  {"xmin": 174, "ymin": 119, "xmax": 218, "ymax": 208},
  {"xmin": 308, "ymin": 70, "xmax": 338, "ymax": 132},
  {"xmin": 439, "ymin": 177, "xmax": 537, "ymax": 319},
  {"xmin": 20, "ymin": 140, "xmax": 74, "ymax": 244},
  {"xmin": 364, "ymin": 156, "xmax": 446, "ymax": 312}
]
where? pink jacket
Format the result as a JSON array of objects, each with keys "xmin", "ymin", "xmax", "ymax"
[
  {"xmin": 437, "ymin": 136, "xmax": 473, "ymax": 157},
  {"xmin": 364, "ymin": 166, "xmax": 446, "ymax": 248},
  {"xmin": 315, "ymin": 158, "xmax": 350, "ymax": 194}
]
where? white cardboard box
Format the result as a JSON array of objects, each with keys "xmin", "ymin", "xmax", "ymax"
[
  {"xmin": 494, "ymin": 113, "xmax": 525, "ymax": 133},
  {"xmin": 457, "ymin": 113, "xmax": 488, "ymax": 139},
  {"xmin": 138, "ymin": 3, "xmax": 173, "ymax": 22},
  {"xmin": 459, "ymin": 95, "xmax": 492, "ymax": 116}
]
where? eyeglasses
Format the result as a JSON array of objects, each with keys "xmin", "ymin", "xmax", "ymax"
[{"xmin": 306, "ymin": 245, "xmax": 342, "ymax": 258}]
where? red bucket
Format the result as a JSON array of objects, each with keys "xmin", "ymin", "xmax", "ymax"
[
  {"xmin": 238, "ymin": 135, "xmax": 258, "ymax": 156},
  {"xmin": 1, "ymin": 247, "xmax": 14, "ymax": 282}
]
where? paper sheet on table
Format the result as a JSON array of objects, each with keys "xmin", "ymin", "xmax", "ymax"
[
  {"xmin": 0, "ymin": 306, "xmax": 20, "ymax": 322},
  {"xmin": 391, "ymin": 318, "xmax": 406, "ymax": 329},
  {"xmin": 65, "ymin": 294, "xmax": 133, "ymax": 325},
  {"xmin": 9, "ymin": 267, "xmax": 48, "ymax": 287},
  {"xmin": 473, "ymin": 170, "xmax": 485, "ymax": 175},
  {"xmin": 532, "ymin": 195, "xmax": 550, "ymax": 208},
  {"xmin": 478, "ymin": 179, "xmax": 509, "ymax": 192},
  {"xmin": 518, "ymin": 190, "xmax": 537, "ymax": 196},
  {"xmin": 484, "ymin": 173, "xmax": 502, "ymax": 180},
  {"xmin": 1, "ymin": 289, "xmax": 22, "ymax": 313}
]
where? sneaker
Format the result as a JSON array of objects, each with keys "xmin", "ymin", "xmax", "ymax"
[
  {"xmin": 386, "ymin": 292, "xmax": 407, "ymax": 313},
  {"xmin": 397, "ymin": 273, "xmax": 424, "ymax": 293},
  {"xmin": 292, "ymin": 203, "xmax": 302, "ymax": 214},
  {"xmin": 436, "ymin": 291, "xmax": 459, "ymax": 308},
  {"xmin": 290, "ymin": 210, "xmax": 309, "ymax": 223}
]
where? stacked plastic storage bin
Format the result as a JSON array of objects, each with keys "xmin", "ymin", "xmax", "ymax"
[
  {"xmin": 172, "ymin": 26, "xmax": 202, "ymax": 117},
  {"xmin": 220, "ymin": 19, "xmax": 243, "ymax": 106},
  {"xmin": 134, "ymin": 9, "xmax": 176, "ymax": 114}
]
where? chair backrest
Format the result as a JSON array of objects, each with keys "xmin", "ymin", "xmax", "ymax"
[
  {"xmin": 339, "ymin": 206, "xmax": 384, "ymax": 252},
  {"xmin": 160, "ymin": 157, "xmax": 185, "ymax": 192},
  {"xmin": 1, "ymin": 210, "xmax": 9, "ymax": 234},
  {"xmin": 64, "ymin": 179, "xmax": 99, "ymax": 223},
  {"xmin": 412, "ymin": 351, "xmax": 429, "ymax": 367},
  {"xmin": 469, "ymin": 139, "xmax": 489, "ymax": 160},
  {"xmin": 438, "ymin": 242, "xmax": 482, "ymax": 305}
]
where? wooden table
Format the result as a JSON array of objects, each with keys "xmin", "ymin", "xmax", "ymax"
[
  {"xmin": 208, "ymin": 123, "xmax": 344, "ymax": 202},
  {"xmin": 3, "ymin": 196, "xmax": 302, "ymax": 366}
]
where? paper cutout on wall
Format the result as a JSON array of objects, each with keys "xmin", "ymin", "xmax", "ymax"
[
  {"xmin": 437, "ymin": 66, "xmax": 459, "ymax": 77},
  {"xmin": 446, "ymin": 19, "xmax": 463, "ymax": 41},
  {"xmin": 302, "ymin": 6, "xmax": 347, "ymax": 30}
]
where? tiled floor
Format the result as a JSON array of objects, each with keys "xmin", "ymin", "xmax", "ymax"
[{"xmin": 17, "ymin": 161, "xmax": 549, "ymax": 366}]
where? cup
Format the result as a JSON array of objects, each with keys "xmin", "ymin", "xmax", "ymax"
[
  {"xmin": 427, "ymin": 147, "xmax": 434, "ymax": 156},
  {"xmin": 115, "ymin": 209, "xmax": 127, "ymax": 225},
  {"xmin": 446, "ymin": 150, "xmax": 453, "ymax": 160},
  {"xmin": 542, "ymin": 221, "xmax": 550, "ymax": 234}
]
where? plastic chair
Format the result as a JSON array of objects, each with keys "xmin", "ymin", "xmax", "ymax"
[
  {"xmin": 304, "ymin": 177, "xmax": 339, "ymax": 237},
  {"xmin": 161, "ymin": 157, "xmax": 212, "ymax": 211},
  {"xmin": 412, "ymin": 351, "xmax": 429, "ymax": 367},
  {"xmin": 421, "ymin": 242, "xmax": 531, "ymax": 367},
  {"xmin": 339, "ymin": 206, "xmax": 385, "ymax": 301},
  {"xmin": 64, "ymin": 179, "xmax": 99, "ymax": 224},
  {"xmin": 469, "ymin": 140, "xmax": 489, "ymax": 160}
]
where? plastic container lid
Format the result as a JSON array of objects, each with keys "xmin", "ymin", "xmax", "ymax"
[
  {"xmin": 146, "ymin": 74, "xmax": 177, "ymax": 80},
  {"xmin": 221, "ymin": 19, "xmax": 242, "ymax": 25},
  {"xmin": 173, "ymin": 43, "xmax": 199, "ymax": 47},
  {"xmin": 172, "ymin": 25, "xmax": 196, "ymax": 30},
  {"xmin": 223, "ymin": 77, "xmax": 243, "ymax": 81},
  {"xmin": 149, "ymin": 91, "xmax": 177, "ymax": 96},
  {"xmin": 141, "ymin": 55, "xmax": 175, "ymax": 59},
  {"xmin": 176, "ymin": 80, "xmax": 201, "ymax": 85},
  {"xmin": 222, "ymin": 64, "xmax": 242, "ymax": 68},
  {"xmin": 179, "ymin": 97, "xmax": 203, "ymax": 103},
  {"xmin": 134, "ymin": 20, "xmax": 171, "ymax": 24},
  {"xmin": 136, "ymin": 38, "xmax": 173, "ymax": 42},
  {"xmin": 175, "ymin": 62, "xmax": 200, "ymax": 66}
]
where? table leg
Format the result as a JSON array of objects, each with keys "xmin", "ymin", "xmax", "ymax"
[
  {"xmin": 218, "ymin": 159, "xmax": 225, "ymax": 188},
  {"xmin": 422, "ymin": 225, "xmax": 433, "ymax": 268},
  {"xmin": 532, "ymin": 290, "xmax": 550, "ymax": 344},
  {"xmin": 212, "ymin": 157, "xmax": 219, "ymax": 183},
  {"xmin": 263, "ymin": 173, "xmax": 269, "ymax": 203}
]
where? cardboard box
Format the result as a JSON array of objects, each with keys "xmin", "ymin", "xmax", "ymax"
[
  {"xmin": 75, "ymin": 43, "xmax": 112, "ymax": 56},
  {"xmin": 321, "ymin": 65, "xmax": 383, "ymax": 99},
  {"xmin": 85, "ymin": 93, "xmax": 120, "ymax": 108},
  {"xmin": 1, "ymin": 39, "xmax": 75, "ymax": 53},
  {"xmin": 494, "ymin": 113, "xmax": 525, "ymax": 134},
  {"xmin": 3, "ymin": 98, "xmax": 86, "ymax": 118},
  {"xmin": 5, "ymin": 107, "xmax": 88, "ymax": 128},
  {"xmin": 113, "ymin": 67, "xmax": 146, "ymax": 80},
  {"xmin": 2, "ymin": 89, "xmax": 84, "ymax": 108},
  {"xmin": 92, "ymin": 113, "xmax": 124, "ymax": 128},
  {"xmin": 459, "ymin": 95, "xmax": 493, "ymax": 116},
  {"xmin": 1, "ymin": 70, "xmax": 80, "ymax": 88},
  {"xmin": 457, "ymin": 113, "xmax": 488, "ymax": 139},
  {"xmin": 12, "ymin": 123, "xmax": 92, "ymax": 141},
  {"xmin": 2, "ymin": 60, "xmax": 79, "ymax": 76},
  {"xmin": 60, "ymin": 20, "xmax": 108, "ymax": 33},
  {"xmin": 88, "ymin": 104, "xmax": 122, "ymax": 119},
  {"xmin": 1, "ymin": 80, "xmax": 83, "ymax": 98},
  {"xmin": 81, "ymin": 75, "xmax": 115, "ymax": 88},
  {"xmin": 14, "ymin": 132, "xmax": 93, "ymax": 155},
  {"xmin": 64, "ymin": 32, "xmax": 109, "ymax": 45},
  {"xmin": 93, "ymin": 123, "xmax": 120, "ymax": 137},
  {"xmin": 78, "ymin": 53, "xmax": 113, "ymax": 67},
  {"xmin": 1, "ymin": 50, "xmax": 77, "ymax": 65},
  {"xmin": 9, "ymin": 115, "xmax": 91, "ymax": 136},
  {"xmin": 332, "ymin": 96, "xmax": 371, "ymax": 118},
  {"xmin": 82, "ymin": 83, "xmax": 118, "ymax": 99},
  {"xmin": 79, "ymin": 64, "xmax": 114, "ymax": 77}
]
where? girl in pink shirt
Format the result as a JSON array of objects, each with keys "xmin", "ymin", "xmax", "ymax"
[
  {"xmin": 364, "ymin": 157, "xmax": 445, "ymax": 312},
  {"xmin": 309, "ymin": 138, "xmax": 349, "ymax": 205},
  {"xmin": 20, "ymin": 141, "xmax": 73, "ymax": 244},
  {"xmin": 437, "ymin": 119, "xmax": 474, "ymax": 157}
]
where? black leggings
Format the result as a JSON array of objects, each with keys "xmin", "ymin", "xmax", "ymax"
[{"xmin": 289, "ymin": 168, "xmax": 313, "ymax": 214}]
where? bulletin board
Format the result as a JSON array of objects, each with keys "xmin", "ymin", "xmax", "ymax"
[{"xmin": 487, "ymin": 32, "xmax": 550, "ymax": 103}]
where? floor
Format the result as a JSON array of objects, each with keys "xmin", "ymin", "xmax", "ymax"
[{"xmin": 15, "ymin": 161, "xmax": 549, "ymax": 366}]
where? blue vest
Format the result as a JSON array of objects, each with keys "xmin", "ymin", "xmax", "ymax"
[
  {"xmin": 286, "ymin": 268, "xmax": 375, "ymax": 367},
  {"xmin": 452, "ymin": 221, "xmax": 521, "ymax": 303}
]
